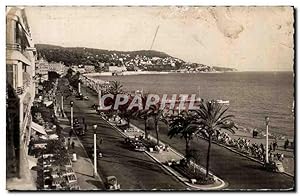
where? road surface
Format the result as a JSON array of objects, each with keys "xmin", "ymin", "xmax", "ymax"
[
  {"xmin": 74, "ymin": 78, "xmax": 295, "ymax": 190},
  {"xmin": 58, "ymin": 78, "xmax": 187, "ymax": 190}
]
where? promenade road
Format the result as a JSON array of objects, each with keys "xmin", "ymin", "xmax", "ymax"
[
  {"xmin": 76, "ymin": 79, "xmax": 294, "ymax": 190},
  {"xmin": 58, "ymin": 79, "xmax": 187, "ymax": 190}
]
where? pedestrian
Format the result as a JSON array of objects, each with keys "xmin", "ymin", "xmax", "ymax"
[
  {"xmin": 69, "ymin": 129, "xmax": 73, "ymax": 138},
  {"xmin": 280, "ymin": 153, "xmax": 285, "ymax": 161},
  {"xmin": 71, "ymin": 141, "xmax": 75, "ymax": 150},
  {"xmin": 284, "ymin": 139, "xmax": 289, "ymax": 150},
  {"xmin": 84, "ymin": 123, "xmax": 87, "ymax": 132},
  {"xmin": 260, "ymin": 143, "xmax": 264, "ymax": 153},
  {"xmin": 67, "ymin": 138, "xmax": 71, "ymax": 149},
  {"xmin": 28, "ymin": 138, "xmax": 34, "ymax": 155},
  {"xmin": 82, "ymin": 117, "xmax": 85, "ymax": 124},
  {"xmin": 270, "ymin": 152, "xmax": 274, "ymax": 162},
  {"xmin": 273, "ymin": 141, "xmax": 277, "ymax": 151}
]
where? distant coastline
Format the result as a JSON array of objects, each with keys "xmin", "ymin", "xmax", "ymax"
[{"xmin": 84, "ymin": 70, "xmax": 235, "ymax": 77}]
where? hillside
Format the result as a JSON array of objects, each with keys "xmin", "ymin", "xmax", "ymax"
[{"xmin": 35, "ymin": 44, "xmax": 237, "ymax": 72}]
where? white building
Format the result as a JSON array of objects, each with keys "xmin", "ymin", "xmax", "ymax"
[{"xmin": 6, "ymin": 7, "xmax": 37, "ymax": 190}]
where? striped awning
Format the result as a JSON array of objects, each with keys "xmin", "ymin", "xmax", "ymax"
[{"xmin": 31, "ymin": 122, "xmax": 47, "ymax": 135}]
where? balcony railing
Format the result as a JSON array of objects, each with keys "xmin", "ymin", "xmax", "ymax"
[{"xmin": 6, "ymin": 43, "xmax": 21, "ymax": 51}]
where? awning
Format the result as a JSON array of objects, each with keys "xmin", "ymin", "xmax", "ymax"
[
  {"xmin": 44, "ymin": 101, "xmax": 53, "ymax": 107},
  {"xmin": 49, "ymin": 134, "xmax": 59, "ymax": 140},
  {"xmin": 32, "ymin": 122, "xmax": 47, "ymax": 135}
]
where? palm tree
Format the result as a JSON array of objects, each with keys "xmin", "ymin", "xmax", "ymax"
[
  {"xmin": 108, "ymin": 80, "xmax": 123, "ymax": 95},
  {"xmin": 132, "ymin": 95, "xmax": 150, "ymax": 139},
  {"xmin": 108, "ymin": 81, "xmax": 123, "ymax": 120},
  {"xmin": 147, "ymin": 105, "xmax": 168, "ymax": 145},
  {"xmin": 195, "ymin": 101, "xmax": 235, "ymax": 178},
  {"xmin": 168, "ymin": 111, "xmax": 200, "ymax": 161}
]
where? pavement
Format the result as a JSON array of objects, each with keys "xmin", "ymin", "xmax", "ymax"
[
  {"xmin": 59, "ymin": 78, "xmax": 187, "ymax": 190},
  {"xmin": 55, "ymin": 87, "xmax": 105, "ymax": 190},
  {"xmin": 222, "ymin": 128, "xmax": 295, "ymax": 175}
]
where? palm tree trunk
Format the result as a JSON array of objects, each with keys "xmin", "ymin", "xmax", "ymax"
[
  {"xmin": 186, "ymin": 138, "xmax": 191, "ymax": 161},
  {"xmin": 144, "ymin": 118, "xmax": 148, "ymax": 139},
  {"xmin": 206, "ymin": 135, "xmax": 212, "ymax": 178},
  {"xmin": 155, "ymin": 120, "xmax": 159, "ymax": 145},
  {"xmin": 127, "ymin": 117, "xmax": 130, "ymax": 128}
]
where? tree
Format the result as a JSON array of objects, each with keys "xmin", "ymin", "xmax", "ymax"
[
  {"xmin": 66, "ymin": 68, "xmax": 73, "ymax": 79},
  {"xmin": 133, "ymin": 95, "xmax": 150, "ymax": 139},
  {"xmin": 168, "ymin": 111, "xmax": 200, "ymax": 161},
  {"xmin": 117, "ymin": 96, "xmax": 138, "ymax": 128},
  {"xmin": 195, "ymin": 101, "xmax": 235, "ymax": 178},
  {"xmin": 107, "ymin": 81, "xmax": 124, "ymax": 119},
  {"xmin": 108, "ymin": 81, "xmax": 123, "ymax": 96},
  {"xmin": 147, "ymin": 105, "xmax": 168, "ymax": 146}
]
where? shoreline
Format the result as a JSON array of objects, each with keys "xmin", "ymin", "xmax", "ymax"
[
  {"xmin": 82, "ymin": 74, "xmax": 294, "ymax": 140},
  {"xmin": 83, "ymin": 70, "xmax": 236, "ymax": 77}
]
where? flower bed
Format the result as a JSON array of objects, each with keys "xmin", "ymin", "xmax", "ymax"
[{"xmin": 169, "ymin": 160, "xmax": 215, "ymax": 185}]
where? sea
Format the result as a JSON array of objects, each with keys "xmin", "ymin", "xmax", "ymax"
[{"xmin": 91, "ymin": 72, "xmax": 295, "ymax": 138}]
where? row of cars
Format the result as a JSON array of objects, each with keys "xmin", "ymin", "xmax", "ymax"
[{"xmin": 124, "ymin": 137, "xmax": 147, "ymax": 152}]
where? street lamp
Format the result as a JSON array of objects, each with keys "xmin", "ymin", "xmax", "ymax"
[
  {"xmin": 70, "ymin": 101, "xmax": 74, "ymax": 129},
  {"xmin": 78, "ymin": 80, "xmax": 81, "ymax": 94},
  {"xmin": 93, "ymin": 124, "xmax": 98, "ymax": 177},
  {"xmin": 61, "ymin": 95, "xmax": 64, "ymax": 117},
  {"xmin": 265, "ymin": 116, "xmax": 270, "ymax": 164}
]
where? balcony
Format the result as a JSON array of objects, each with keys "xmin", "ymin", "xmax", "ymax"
[{"xmin": 6, "ymin": 43, "xmax": 21, "ymax": 51}]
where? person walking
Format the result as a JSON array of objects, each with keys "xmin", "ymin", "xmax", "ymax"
[
  {"xmin": 71, "ymin": 141, "xmax": 75, "ymax": 150},
  {"xmin": 273, "ymin": 141, "xmax": 277, "ymax": 151},
  {"xmin": 284, "ymin": 139, "xmax": 289, "ymax": 150},
  {"xmin": 69, "ymin": 129, "xmax": 73, "ymax": 138},
  {"xmin": 84, "ymin": 123, "xmax": 88, "ymax": 132}
]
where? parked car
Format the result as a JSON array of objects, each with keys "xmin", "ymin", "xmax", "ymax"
[
  {"xmin": 105, "ymin": 176, "xmax": 120, "ymax": 190},
  {"xmin": 86, "ymin": 145, "xmax": 102, "ymax": 158},
  {"xmin": 124, "ymin": 137, "xmax": 146, "ymax": 152},
  {"xmin": 82, "ymin": 96, "xmax": 89, "ymax": 100},
  {"xmin": 73, "ymin": 118, "xmax": 80, "ymax": 128},
  {"xmin": 74, "ymin": 126, "xmax": 85, "ymax": 136}
]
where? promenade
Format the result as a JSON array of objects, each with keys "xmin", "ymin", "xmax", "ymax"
[
  {"xmin": 79, "ymin": 79, "xmax": 294, "ymax": 190},
  {"xmin": 58, "ymin": 78, "xmax": 187, "ymax": 190},
  {"xmin": 55, "ymin": 111, "xmax": 105, "ymax": 190}
]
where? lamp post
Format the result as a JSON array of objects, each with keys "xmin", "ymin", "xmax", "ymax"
[
  {"xmin": 78, "ymin": 81, "xmax": 81, "ymax": 94},
  {"xmin": 98, "ymin": 89, "xmax": 102, "ymax": 109},
  {"xmin": 93, "ymin": 124, "xmax": 98, "ymax": 177},
  {"xmin": 70, "ymin": 101, "xmax": 74, "ymax": 129},
  {"xmin": 61, "ymin": 95, "xmax": 64, "ymax": 117},
  {"xmin": 265, "ymin": 116, "xmax": 270, "ymax": 164}
]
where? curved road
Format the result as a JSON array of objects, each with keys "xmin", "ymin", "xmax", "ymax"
[
  {"xmin": 60, "ymin": 79, "xmax": 187, "ymax": 190},
  {"xmin": 61, "ymin": 78, "xmax": 294, "ymax": 190}
]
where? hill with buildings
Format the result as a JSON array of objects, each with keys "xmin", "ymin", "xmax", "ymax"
[{"xmin": 36, "ymin": 44, "xmax": 237, "ymax": 72}]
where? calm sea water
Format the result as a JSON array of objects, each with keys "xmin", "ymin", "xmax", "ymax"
[{"xmin": 93, "ymin": 72, "xmax": 295, "ymax": 138}]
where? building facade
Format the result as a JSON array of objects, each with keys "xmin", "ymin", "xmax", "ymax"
[
  {"xmin": 6, "ymin": 7, "xmax": 36, "ymax": 190},
  {"xmin": 35, "ymin": 57, "xmax": 49, "ymax": 81}
]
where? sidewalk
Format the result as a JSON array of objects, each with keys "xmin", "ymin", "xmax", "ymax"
[
  {"xmin": 221, "ymin": 129, "xmax": 294, "ymax": 176},
  {"xmin": 105, "ymin": 118, "xmax": 225, "ymax": 190},
  {"xmin": 56, "ymin": 112, "xmax": 104, "ymax": 190}
]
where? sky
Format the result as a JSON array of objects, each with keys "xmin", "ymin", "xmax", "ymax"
[{"xmin": 23, "ymin": 6, "xmax": 294, "ymax": 71}]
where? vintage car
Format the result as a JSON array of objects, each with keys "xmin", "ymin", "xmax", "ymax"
[
  {"xmin": 124, "ymin": 137, "xmax": 146, "ymax": 152},
  {"xmin": 105, "ymin": 176, "xmax": 120, "ymax": 190},
  {"xmin": 86, "ymin": 145, "xmax": 102, "ymax": 158}
]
